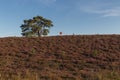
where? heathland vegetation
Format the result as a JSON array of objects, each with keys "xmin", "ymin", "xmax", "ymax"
[{"xmin": 0, "ymin": 35, "xmax": 120, "ymax": 80}]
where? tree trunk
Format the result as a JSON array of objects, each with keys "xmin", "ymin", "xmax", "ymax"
[{"xmin": 38, "ymin": 31, "xmax": 41, "ymax": 37}]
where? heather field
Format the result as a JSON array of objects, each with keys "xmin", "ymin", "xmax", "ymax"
[{"xmin": 0, "ymin": 35, "xmax": 120, "ymax": 80}]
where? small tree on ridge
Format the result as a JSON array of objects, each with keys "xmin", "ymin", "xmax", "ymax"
[{"xmin": 20, "ymin": 16, "xmax": 53, "ymax": 37}]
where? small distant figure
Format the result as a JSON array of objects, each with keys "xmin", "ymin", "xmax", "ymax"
[
  {"xmin": 73, "ymin": 33, "xmax": 75, "ymax": 35},
  {"xmin": 59, "ymin": 32, "xmax": 62, "ymax": 35}
]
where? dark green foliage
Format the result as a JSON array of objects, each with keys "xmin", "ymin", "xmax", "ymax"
[{"xmin": 20, "ymin": 16, "xmax": 53, "ymax": 37}]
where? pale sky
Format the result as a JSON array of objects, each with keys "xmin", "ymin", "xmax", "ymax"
[{"xmin": 0, "ymin": 0, "xmax": 120, "ymax": 37}]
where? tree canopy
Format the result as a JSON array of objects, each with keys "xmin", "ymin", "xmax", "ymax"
[{"xmin": 20, "ymin": 16, "xmax": 53, "ymax": 37}]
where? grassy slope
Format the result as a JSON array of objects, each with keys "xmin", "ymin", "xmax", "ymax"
[{"xmin": 0, "ymin": 35, "xmax": 120, "ymax": 80}]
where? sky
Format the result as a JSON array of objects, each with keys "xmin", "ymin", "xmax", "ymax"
[{"xmin": 0, "ymin": 0, "xmax": 120, "ymax": 37}]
